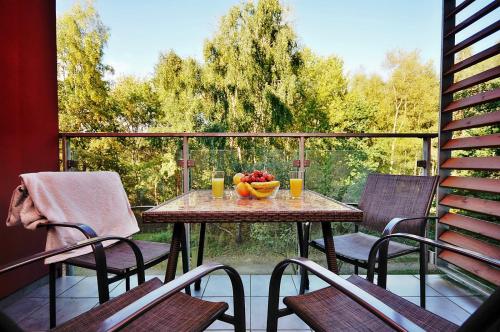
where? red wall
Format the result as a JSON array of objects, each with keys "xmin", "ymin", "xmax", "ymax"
[{"xmin": 0, "ymin": 0, "xmax": 58, "ymax": 297}]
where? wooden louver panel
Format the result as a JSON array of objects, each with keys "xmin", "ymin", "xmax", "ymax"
[
  {"xmin": 441, "ymin": 133, "xmax": 500, "ymax": 150},
  {"xmin": 439, "ymin": 250, "xmax": 500, "ymax": 285},
  {"xmin": 440, "ymin": 194, "xmax": 500, "ymax": 218},
  {"xmin": 445, "ymin": 0, "xmax": 474, "ymax": 19},
  {"xmin": 440, "ymin": 213, "xmax": 500, "ymax": 241},
  {"xmin": 441, "ymin": 157, "xmax": 500, "ymax": 170},
  {"xmin": 440, "ymin": 176, "xmax": 500, "ymax": 194},
  {"xmin": 439, "ymin": 231, "xmax": 500, "ymax": 259},
  {"xmin": 438, "ymin": 0, "xmax": 500, "ymax": 287},
  {"xmin": 445, "ymin": 21, "xmax": 500, "ymax": 56},
  {"xmin": 442, "ymin": 111, "xmax": 500, "ymax": 132},
  {"xmin": 444, "ymin": 66, "xmax": 500, "ymax": 94},
  {"xmin": 444, "ymin": 1, "xmax": 500, "ymax": 38},
  {"xmin": 443, "ymin": 88, "xmax": 500, "ymax": 113},
  {"xmin": 444, "ymin": 45, "xmax": 500, "ymax": 76}
]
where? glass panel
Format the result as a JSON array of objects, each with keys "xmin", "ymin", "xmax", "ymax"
[{"xmin": 66, "ymin": 137, "xmax": 430, "ymax": 275}]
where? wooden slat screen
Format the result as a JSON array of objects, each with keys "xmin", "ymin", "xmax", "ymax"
[{"xmin": 438, "ymin": 0, "xmax": 500, "ymax": 286}]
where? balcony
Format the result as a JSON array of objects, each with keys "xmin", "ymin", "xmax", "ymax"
[
  {"xmin": 1, "ymin": 0, "xmax": 498, "ymax": 331},
  {"xmin": 0, "ymin": 272, "xmax": 487, "ymax": 330}
]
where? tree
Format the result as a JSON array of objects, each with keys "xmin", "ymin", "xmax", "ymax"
[
  {"xmin": 111, "ymin": 76, "xmax": 160, "ymax": 132},
  {"xmin": 203, "ymin": 0, "xmax": 302, "ymax": 133},
  {"xmin": 57, "ymin": 1, "xmax": 114, "ymax": 132}
]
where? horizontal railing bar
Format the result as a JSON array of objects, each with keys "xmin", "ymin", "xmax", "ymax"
[{"xmin": 58, "ymin": 132, "xmax": 438, "ymax": 139}]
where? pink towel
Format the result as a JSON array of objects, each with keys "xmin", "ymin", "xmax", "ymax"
[{"xmin": 6, "ymin": 171, "xmax": 140, "ymax": 264}]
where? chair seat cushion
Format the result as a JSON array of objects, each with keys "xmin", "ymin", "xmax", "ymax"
[
  {"xmin": 311, "ymin": 232, "xmax": 416, "ymax": 262},
  {"xmin": 53, "ymin": 278, "xmax": 228, "ymax": 332},
  {"xmin": 283, "ymin": 275, "xmax": 458, "ymax": 332},
  {"xmin": 65, "ymin": 240, "xmax": 170, "ymax": 274}
]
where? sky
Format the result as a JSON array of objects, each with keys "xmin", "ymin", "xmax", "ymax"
[{"xmin": 55, "ymin": 0, "xmax": 498, "ymax": 80}]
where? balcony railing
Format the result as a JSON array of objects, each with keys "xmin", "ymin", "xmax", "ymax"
[{"xmin": 58, "ymin": 132, "xmax": 438, "ymax": 274}]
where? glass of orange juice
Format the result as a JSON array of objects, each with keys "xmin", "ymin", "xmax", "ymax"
[
  {"xmin": 212, "ymin": 171, "xmax": 225, "ymax": 198},
  {"xmin": 289, "ymin": 171, "xmax": 304, "ymax": 198}
]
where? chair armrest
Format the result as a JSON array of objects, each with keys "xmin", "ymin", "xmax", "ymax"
[
  {"xmin": 367, "ymin": 233, "xmax": 500, "ymax": 283},
  {"xmin": 0, "ymin": 236, "xmax": 145, "ymax": 282},
  {"xmin": 131, "ymin": 205, "xmax": 155, "ymax": 210},
  {"xmin": 269, "ymin": 257, "xmax": 423, "ymax": 332},
  {"xmin": 96, "ymin": 262, "xmax": 246, "ymax": 332},
  {"xmin": 382, "ymin": 216, "xmax": 438, "ymax": 236},
  {"xmin": 37, "ymin": 222, "xmax": 98, "ymax": 238}
]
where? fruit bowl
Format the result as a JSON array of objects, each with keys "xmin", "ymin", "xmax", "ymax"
[
  {"xmin": 233, "ymin": 170, "xmax": 280, "ymax": 199},
  {"xmin": 234, "ymin": 181, "xmax": 280, "ymax": 199}
]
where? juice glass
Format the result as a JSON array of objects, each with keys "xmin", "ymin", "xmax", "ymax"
[
  {"xmin": 212, "ymin": 171, "xmax": 225, "ymax": 198},
  {"xmin": 289, "ymin": 171, "xmax": 304, "ymax": 198}
]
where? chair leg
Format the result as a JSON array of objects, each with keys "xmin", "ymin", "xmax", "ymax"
[
  {"xmin": 49, "ymin": 263, "xmax": 56, "ymax": 328},
  {"xmin": 194, "ymin": 223, "xmax": 206, "ymax": 291},
  {"xmin": 419, "ymin": 242, "xmax": 427, "ymax": 309},
  {"xmin": 125, "ymin": 272, "xmax": 130, "ymax": 292},
  {"xmin": 267, "ymin": 265, "xmax": 285, "ymax": 332}
]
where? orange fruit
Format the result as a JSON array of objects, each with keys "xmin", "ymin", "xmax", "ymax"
[
  {"xmin": 236, "ymin": 182, "xmax": 250, "ymax": 197},
  {"xmin": 233, "ymin": 172, "xmax": 244, "ymax": 185}
]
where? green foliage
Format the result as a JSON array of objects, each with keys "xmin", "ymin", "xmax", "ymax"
[
  {"xmin": 57, "ymin": 1, "xmax": 114, "ymax": 131},
  {"xmin": 58, "ymin": 1, "xmax": 442, "ymax": 266}
]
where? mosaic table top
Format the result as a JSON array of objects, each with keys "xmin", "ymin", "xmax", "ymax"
[{"xmin": 143, "ymin": 190, "xmax": 363, "ymax": 224}]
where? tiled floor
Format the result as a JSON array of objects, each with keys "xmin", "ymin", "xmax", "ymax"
[{"xmin": 0, "ymin": 273, "xmax": 487, "ymax": 331}]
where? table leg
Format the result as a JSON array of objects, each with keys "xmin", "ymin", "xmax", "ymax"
[
  {"xmin": 296, "ymin": 222, "xmax": 308, "ymax": 294},
  {"xmin": 321, "ymin": 221, "xmax": 338, "ymax": 274},
  {"xmin": 300, "ymin": 222, "xmax": 310, "ymax": 293},
  {"xmin": 164, "ymin": 222, "xmax": 184, "ymax": 283},
  {"xmin": 194, "ymin": 223, "xmax": 206, "ymax": 291}
]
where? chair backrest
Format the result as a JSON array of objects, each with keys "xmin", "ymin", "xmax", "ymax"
[{"xmin": 358, "ymin": 174, "xmax": 439, "ymax": 235}]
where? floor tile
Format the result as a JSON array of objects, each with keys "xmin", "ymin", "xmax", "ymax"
[
  {"xmin": 386, "ymin": 275, "xmax": 440, "ymax": 297},
  {"xmin": 204, "ymin": 296, "xmax": 250, "ymax": 330},
  {"xmin": 291, "ymin": 274, "xmax": 329, "ymax": 292},
  {"xmin": 203, "ymin": 275, "xmax": 251, "ymax": 297},
  {"xmin": 18, "ymin": 298, "xmax": 98, "ymax": 330},
  {"xmin": 446, "ymin": 296, "xmax": 486, "ymax": 314},
  {"xmin": 250, "ymin": 297, "xmax": 310, "ymax": 330},
  {"xmin": 109, "ymin": 275, "xmax": 165, "ymax": 297},
  {"xmin": 251, "ymin": 275, "xmax": 297, "ymax": 297},
  {"xmin": 419, "ymin": 274, "xmax": 482, "ymax": 296},
  {"xmin": 59, "ymin": 277, "xmax": 120, "ymax": 298},
  {"xmin": 3, "ymin": 297, "xmax": 49, "ymax": 323},
  {"xmin": 402, "ymin": 296, "xmax": 470, "ymax": 325},
  {"xmin": 25, "ymin": 276, "xmax": 85, "ymax": 298}
]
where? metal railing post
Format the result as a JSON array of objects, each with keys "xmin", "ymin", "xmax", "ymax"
[
  {"xmin": 422, "ymin": 137, "xmax": 432, "ymax": 176},
  {"xmin": 297, "ymin": 136, "xmax": 306, "ymax": 259},
  {"xmin": 298, "ymin": 136, "xmax": 306, "ymax": 173},
  {"xmin": 182, "ymin": 136, "xmax": 191, "ymax": 270},
  {"xmin": 62, "ymin": 136, "xmax": 71, "ymax": 171}
]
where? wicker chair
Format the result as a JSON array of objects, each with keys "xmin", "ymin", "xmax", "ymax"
[
  {"xmin": 37, "ymin": 205, "xmax": 191, "ymax": 328},
  {"xmin": 268, "ymin": 233, "xmax": 500, "ymax": 332},
  {"xmin": 0, "ymin": 236, "xmax": 246, "ymax": 331},
  {"xmin": 303, "ymin": 174, "xmax": 439, "ymax": 306}
]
